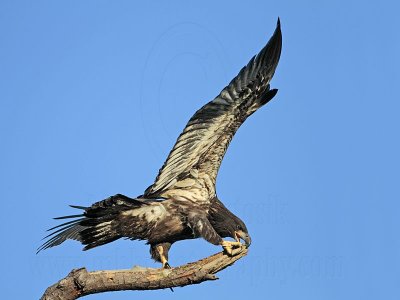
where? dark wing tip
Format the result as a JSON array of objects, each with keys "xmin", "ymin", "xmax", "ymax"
[
  {"xmin": 255, "ymin": 17, "xmax": 282, "ymax": 82},
  {"xmin": 272, "ymin": 17, "xmax": 282, "ymax": 45}
]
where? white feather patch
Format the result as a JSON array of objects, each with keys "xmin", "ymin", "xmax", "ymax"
[{"xmin": 122, "ymin": 204, "xmax": 167, "ymax": 223}]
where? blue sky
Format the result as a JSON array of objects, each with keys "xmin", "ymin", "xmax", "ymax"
[{"xmin": 1, "ymin": 1, "xmax": 399, "ymax": 299}]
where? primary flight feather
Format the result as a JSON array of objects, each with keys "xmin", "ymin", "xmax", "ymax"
[{"xmin": 39, "ymin": 19, "xmax": 282, "ymax": 268}]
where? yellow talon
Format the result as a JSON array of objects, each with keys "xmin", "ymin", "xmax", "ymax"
[{"xmin": 221, "ymin": 240, "xmax": 242, "ymax": 256}]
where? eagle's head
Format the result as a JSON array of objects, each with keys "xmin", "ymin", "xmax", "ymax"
[
  {"xmin": 229, "ymin": 215, "xmax": 251, "ymax": 247},
  {"xmin": 209, "ymin": 198, "xmax": 251, "ymax": 247}
]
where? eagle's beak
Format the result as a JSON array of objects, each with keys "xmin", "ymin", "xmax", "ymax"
[{"xmin": 235, "ymin": 230, "xmax": 252, "ymax": 248}]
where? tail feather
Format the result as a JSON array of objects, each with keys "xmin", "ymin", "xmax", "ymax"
[
  {"xmin": 38, "ymin": 194, "xmax": 145, "ymax": 253},
  {"xmin": 53, "ymin": 214, "xmax": 83, "ymax": 220},
  {"xmin": 69, "ymin": 205, "xmax": 88, "ymax": 209},
  {"xmin": 42, "ymin": 218, "xmax": 83, "ymax": 240},
  {"xmin": 37, "ymin": 220, "xmax": 85, "ymax": 253},
  {"xmin": 47, "ymin": 218, "xmax": 83, "ymax": 231}
]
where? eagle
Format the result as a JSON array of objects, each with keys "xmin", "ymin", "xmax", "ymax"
[{"xmin": 38, "ymin": 19, "xmax": 282, "ymax": 269}]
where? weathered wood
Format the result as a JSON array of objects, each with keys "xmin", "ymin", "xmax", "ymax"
[{"xmin": 41, "ymin": 247, "xmax": 248, "ymax": 300}]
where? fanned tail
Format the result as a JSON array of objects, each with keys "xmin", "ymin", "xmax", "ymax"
[{"xmin": 37, "ymin": 194, "xmax": 145, "ymax": 253}]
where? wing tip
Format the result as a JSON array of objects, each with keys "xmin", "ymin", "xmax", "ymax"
[
  {"xmin": 274, "ymin": 17, "xmax": 282, "ymax": 41},
  {"xmin": 267, "ymin": 17, "xmax": 283, "ymax": 72}
]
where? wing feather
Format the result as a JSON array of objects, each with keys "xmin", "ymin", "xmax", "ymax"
[{"xmin": 145, "ymin": 19, "xmax": 282, "ymax": 200}]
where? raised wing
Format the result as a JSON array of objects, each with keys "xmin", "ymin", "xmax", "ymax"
[{"xmin": 144, "ymin": 19, "xmax": 282, "ymax": 201}]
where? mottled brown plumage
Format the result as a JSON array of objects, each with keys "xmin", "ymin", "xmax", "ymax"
[{"xmin": 38, "ymin": 19, "xmax": 282, "ymax": 267}]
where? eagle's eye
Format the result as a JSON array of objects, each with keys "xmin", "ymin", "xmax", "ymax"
[{"xmin": 236, "ymin": 224, "xmax": 242, "ymax": 230}]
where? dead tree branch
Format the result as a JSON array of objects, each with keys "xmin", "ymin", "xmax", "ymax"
[{"xmin": 41, "ymin": 247, "xmax": 248, "ymax": 300}]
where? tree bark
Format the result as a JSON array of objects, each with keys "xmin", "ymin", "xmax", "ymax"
[{"xmin": 41, "ymin": 247, "xmax": 248, "ymax": 300}]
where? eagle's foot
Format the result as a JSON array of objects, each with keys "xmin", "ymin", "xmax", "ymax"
[
  {"xmin": 157, "ymin": 245, "xmax": 172, "ymax": 269},
  {"xmin": 221, "ymin": 240, "xmax": 242, "ymax": 256}
]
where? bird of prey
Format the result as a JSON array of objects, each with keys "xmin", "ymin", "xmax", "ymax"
[{"xmin": 38, "ymin": 19, "xmax": 282, "ymax": 269}]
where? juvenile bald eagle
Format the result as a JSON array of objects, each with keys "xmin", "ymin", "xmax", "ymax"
[{"xmin": 38, "ymin": 19, "xmax": 282, "ymax": 268}]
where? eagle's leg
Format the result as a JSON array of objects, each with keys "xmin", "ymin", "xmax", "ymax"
[
  {"xmin": 157, "ymin": 245, "xmax": 170, "ymax": 269},
  {"xmin": 150, "ymin": 242, "xmax": 172, "ymax": 268},
  {"xmin": 187, "ymin": 215, "xmax": 243, "ymax": 256}
]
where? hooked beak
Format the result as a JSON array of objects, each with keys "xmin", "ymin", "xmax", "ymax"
[{"xmin": 235, "ymin": 230, "xmax": 252, "ymax": 248}]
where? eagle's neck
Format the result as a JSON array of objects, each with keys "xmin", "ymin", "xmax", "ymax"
[{"xmin": 208, "ymin": 197, "xmax": 239, "ymax": 238}]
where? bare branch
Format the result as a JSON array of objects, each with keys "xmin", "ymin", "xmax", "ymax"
[{"xmin": 41, "ymin": 247, "xmax": 248, "ymax": 300}]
